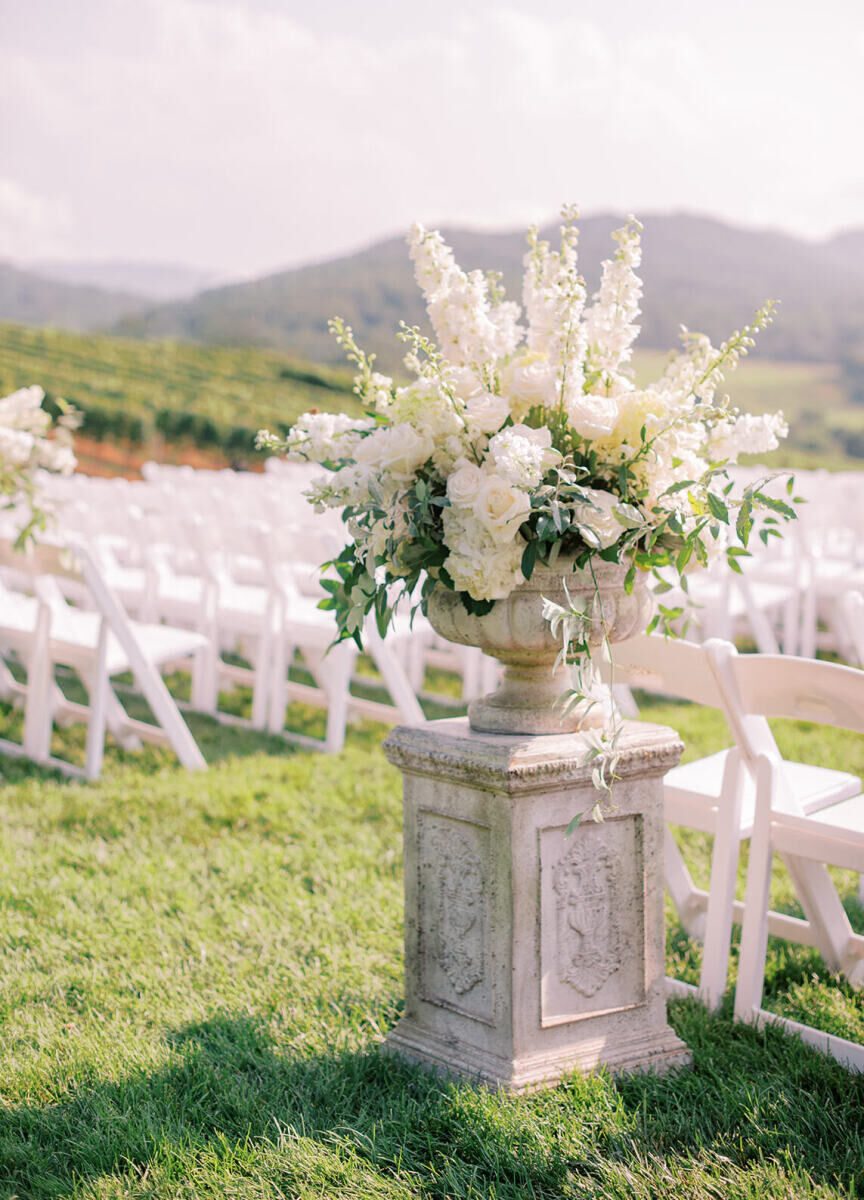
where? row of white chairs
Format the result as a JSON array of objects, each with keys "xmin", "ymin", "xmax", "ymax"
[
  {"xmin": 609, "ymin": 629, "xmax": 864, "ymax": 1071},
  {"xmin": 0, "ymin": 537, "xmax": 207, "ymax": 780}
]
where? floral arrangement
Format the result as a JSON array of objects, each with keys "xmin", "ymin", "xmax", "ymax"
[
  {"xmin": 0, "ymin": 386, "xmax": 78, "ymax": 545},
  {"xmin": 259, "ymin": 206, "xmax": 793, "ymax": 649}
]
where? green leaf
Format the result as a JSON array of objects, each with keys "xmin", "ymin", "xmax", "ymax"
[
  {"xmin": 521, "ymin": 539, "xmax": 538, "ymax": 581},
  {"xmin": 661, "ymin": 480, "xmax": 696, "ymax": 496},
  {"xmin": 736, "ymin": 499, "xmax": 753, "ymax": 546},
  {"xmin": 565, "ymin": 811, "xmax": 586, "ymax": 835},
  {"xmin": 706, "ymin": 492, "xmax": 729, "ymax": 523},
  {"xmin": 624, "ymin": 563, "xmax": 636, "ymax": 595},
  {"xmin": 753, "ymin": 491, "xmax": 796, "ymax": 519},
  {"xmin": 676, "ymin": 543, "xmax": 692, "ymax": 573}
]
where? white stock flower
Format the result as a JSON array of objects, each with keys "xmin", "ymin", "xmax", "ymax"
[
  {"xmin": 286, "ymin": 412, "xmax": 374, "ymax": 463},
  {"xmin": 409, "ymin": 225, "xmax": 523, "ymax": 367},
  {"xmin": 488, "ymin": 424, "xmax": 558, "ymax": 488},
  {"xmin": 710, "ymin": 412, "xmax": 788, "ymax": 462}
]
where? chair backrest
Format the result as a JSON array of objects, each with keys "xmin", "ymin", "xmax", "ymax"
[
  {"xmin": 708, "ymin": 643, "xmax": 864, "ymax": 738},
  {"xmin": 607, "ymin": 634, "xmax": 728, "ymax": 709},
  {"xmin": 609, "ymin": 633, "xmax": 787, "ymax": 772}
]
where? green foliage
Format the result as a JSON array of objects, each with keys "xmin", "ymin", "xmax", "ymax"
[{"xmin": 0, "ymin": 684, "xmax": 862, "ymax": 1197}]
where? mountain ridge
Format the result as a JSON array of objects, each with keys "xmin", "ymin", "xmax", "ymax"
[{"xmin": 113, "ymin": 211, "xmax": 864, "ymax": 373}]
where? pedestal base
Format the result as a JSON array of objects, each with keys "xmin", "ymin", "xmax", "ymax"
[{"xmin": 382, "ymin": 718, "xmax": 691, "ymax": 1092}]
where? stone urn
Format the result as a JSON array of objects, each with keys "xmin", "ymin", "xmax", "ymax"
[{"xmin": 426, "ymin": 558, "xmax": 653, "ymax": 735}]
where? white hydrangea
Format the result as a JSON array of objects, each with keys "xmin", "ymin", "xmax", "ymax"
[{"xmin": 442, "ymin": 505, "xmax": 525, "ymax": 600}]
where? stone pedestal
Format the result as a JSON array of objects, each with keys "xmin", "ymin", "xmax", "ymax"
[{"xmin": 382, "ymin": 717, "xmax": 691, "ymax": 1091}]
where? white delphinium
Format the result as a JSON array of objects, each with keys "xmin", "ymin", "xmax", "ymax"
[
  {"xmin": 521, "ymin": 208, "xmax": 588, "ymax": 421},
  {"xmin": 409, "ymin": 224, "xmax": 523, "ymax": 369},
  {"xmin": 583, "ymin": 217, "xmax": 643, "ymax": 379}
]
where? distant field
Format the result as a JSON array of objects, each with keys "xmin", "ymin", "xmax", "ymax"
[
  {"xmin": 0, "ymin": 322, "xmax": 861, "ymax": 475},
  {"xmin": 635, "ymin": 351, "xmax": 861, "ymax": 471},
  {"xmin": 0, "ymin": 323, "xmax": 359, "ymax": 473}
]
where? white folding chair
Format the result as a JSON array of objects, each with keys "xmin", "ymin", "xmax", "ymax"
[
  {"xmin": 609, "ymin": 634, "xmax": 861, "ymax": 1008},
  {"xmin": 0, "ymin": 539, "xmax": 208, "ymax": 780},
  {"xmin": 257, "ymin": 525, "xmax": 426, "ymax": 753},
  {"xmin": 715, "ymin": 650, "xmax": 864, "ymax": 1070}
]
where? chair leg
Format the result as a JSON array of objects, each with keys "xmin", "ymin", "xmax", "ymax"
[
  {"xmin": 22, "ymin": 604, "xmax": 54, "ymax": 763},
  {"xmin": 267, "ymin": 636, "xmax": 290, "ymax": 734},
  {"xmin": 699, "ymin": 760, "xmax": 746, "ymax": 1010},
  {"xmin": 733, "ymin": 760, "xmax": 776, "ymax": 1022},
  {"xmin": 84, "ymin": 621, "xmax": 110, "ymax": 780},
  {"xmin": 664, "ymin": 828, "xmax": 705, "ymax": 939},
  {"xmin": 322, "ymin": 642, "xmax": 357, "ymax": 754}
]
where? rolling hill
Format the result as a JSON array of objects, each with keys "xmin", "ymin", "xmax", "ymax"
[
  {"xmin": 0, "ymin": 262, "xmax": 150, "ymax": 332},
  {"xmin": 114, "ymin": 213, "xmax": 864, "ymax": 374}
]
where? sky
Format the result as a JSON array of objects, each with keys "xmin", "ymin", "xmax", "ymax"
[{"xmin": 2, "ymin": 0, "xmax": 864, "ymax": 279}]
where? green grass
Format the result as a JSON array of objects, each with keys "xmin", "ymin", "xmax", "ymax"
[{"xmin": 0, "ymin": 684, "xmax": 863, "ymax": 1197}]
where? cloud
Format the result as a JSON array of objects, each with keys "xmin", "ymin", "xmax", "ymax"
[
  {"xmin": 1, "ymin": 0, "xmax": 862, "ymax": 272},
  {"xmin": 0, "ymin": 178, "xmax": 71, "ymax": 261}
]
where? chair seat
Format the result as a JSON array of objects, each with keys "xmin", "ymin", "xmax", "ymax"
[
  {"xmin": 45, "ymin": 609, "xmax": 207, "ymax": 676},
  {"xmin": 665, "ymin": 749, "xmax": 860, "ymax": 835},
  {"xmin": 787, "ymin": 795, "xmax": 864, "ymax": 838}
]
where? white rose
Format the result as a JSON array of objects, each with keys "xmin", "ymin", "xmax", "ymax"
[
  {"xmin": 572, "ymin": 488, "xmax": 623, "ymax": 550},
  {"xmin": 447, "ymin": 367, "xmax": 485, "ymax": 401},
  {"xmin": 473, "ymin": 474, "xmax": 532, "ymax": 542},
  {"xmin": 446, "ymin": 461, "xmax": 485, "ymax": 507},
  {"xmin": 566, "ymin": 391, "xmax": 619, "ymax": 440},
  {"xmin": 354, "ymin": 423, "xmax": 434, "ymax": 481},
  {"xmin": 464, "ymin": 391, "xmax": 510, "ymax": 435},
  {"xmin": 499, "ymin": 353, "xmax": 558, "ymax": 419}
]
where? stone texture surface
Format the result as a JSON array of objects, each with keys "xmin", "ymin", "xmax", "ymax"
[
  {"xmin": 425, "ymin": 562, "xmax": 653, "ymax": 735},
  {"xmin": 382, "ymin": 717, "xmax": 691, "ymax": 1091}
]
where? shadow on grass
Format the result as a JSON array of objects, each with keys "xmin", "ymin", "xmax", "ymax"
[{"xmin": 1, "ymin": 1008, "xmax": 863, "ymax": 1198}]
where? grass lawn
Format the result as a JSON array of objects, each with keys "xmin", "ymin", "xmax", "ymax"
[{"xmin": 0, "ymin": 684, "xmax": 863, "ymax": 1198}]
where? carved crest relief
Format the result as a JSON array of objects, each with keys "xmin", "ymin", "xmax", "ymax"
[
  {"xmin": 432, "ymin": 828, "xmax": 486, "ymax": 995},
  {"xmin": 553, "ymin": 840, "xmax": 622, "ymax": 997}
]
